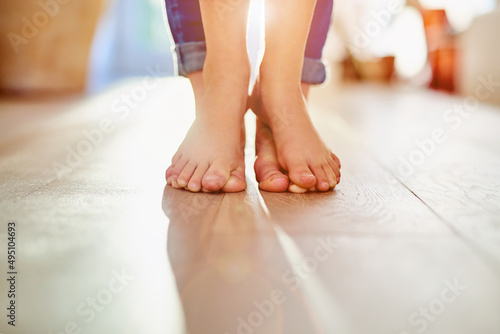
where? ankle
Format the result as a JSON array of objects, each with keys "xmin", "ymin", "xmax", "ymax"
[
  {"xmin": 259, "ymin": 76, "xmax": 302, "ymax": 101},
  {"xmin": 194, "ymin": 60, "xmax": 250, "ymax": 119},
  {"xmin": 187, "ymin": 71, "xmax": 204, "ymax": 106},
  {"xmin": 204, "ymin": 55, "xmax": 251, "ymax": 83},
  {"xmin": 259, "ymin": 60, "xmax": 302, "ymax": 89}
]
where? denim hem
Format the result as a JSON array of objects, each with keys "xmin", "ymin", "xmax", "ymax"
[
  {"xmin": 174, "ymin": 42, "xmax": 328, "ymax": 84},
  {"xmin": 302, "ymin": 57, "xmax": 328, "ymax": 85},
  {"xmin": 174, "ymin": 41, "xmax": 206, "ymax": 77}
]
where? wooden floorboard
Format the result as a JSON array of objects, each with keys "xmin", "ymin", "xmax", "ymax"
[
  {"xmin": 261, "ymin": 117, "xmax": 452, "ymax": 237},
  {"xmin": 309, "ymin": 84, "xmax": 500, "ymax": 271}
]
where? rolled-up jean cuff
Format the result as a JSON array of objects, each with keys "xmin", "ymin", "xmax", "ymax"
[
  {"xmin": 174, "ymin": 41, "xmax": 206, "ymax": 77},
  {"xmin": 301, "ymin": 57, "xmax": 328, "ymax": 84},
  {"xmin": 174, "ymin": 42, "xmax": 328, "ymax": 85}
]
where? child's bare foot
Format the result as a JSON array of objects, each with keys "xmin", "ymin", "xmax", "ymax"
[
  {"xmin": 253, "ymin": 72, "xmax": 341, "ymax": 193},
  {"xmin": 165, "ymin": 66, "xmax": 249, "ymax": 193}
]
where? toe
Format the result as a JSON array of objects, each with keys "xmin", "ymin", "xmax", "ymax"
[
  {"xmin": 223, "ymin": 176, "xmax": 246, "ymax": 192},
  {"xmin": 323, "ymin": 164, "xmax": 337, "ymax": 189},
  {"xmin": 165, "ymin": 165, "xmax": 173, "ymax": 184},
  {"xmin": 171, "ymin": 157, "xmax": 189, "ymax": 181},
  {"xmin": 177, "ymin": 161, "xmax": 197, "ymax": 188},
  {"xmin": 331, "ymin": 152, "xmax": 341, "ymax": 169},
  {"xmin": 259, "ymin": 175, "xmax": 289, "ymax": 192},
  {"xmin": 202, "ymin": 159, "xmax": 232, "ymax": 192},
  {"xmin": 255, "ymin": 156, "xmax": 289, "ymax": 192},
  {"xmin": 327, "ymin": 157, "xmax": 341, "ymax": 184},
  {"xmin": 171, "ymin": 178, "xmax": 183, "ymax": 189},
  {"xmin": 310, "ymin": 164, "xmax": 330, "ymax": 192},
  {"xmin": 289, "ymin": 182, "xmax": 308, "ymax": 193},
  {"xmin": 222, "ymin": 163, "xmax": 246, "ymax": 192},
  {"xmin": 187, "ymin": 163, "xmax": 209, "ymax": 193},
  {"xmin": 171, "ymin": 152, "xmax": 182, "ymax": 166},
  {"xmin": 287, "ymin": 162, "xmax": 316, "ymax": 189}
]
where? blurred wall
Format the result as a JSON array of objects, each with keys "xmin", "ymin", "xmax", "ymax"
[
  {"xmin": 87, "ymin": 0, "xmax": 174, "ymax": 93},
  {"xmin": 458, "ymin": 9, "xmax": 500, "ymax": 105},
  {"xmin": 0, "ymin": 0, "xmax": 106, "ymax": 94}
]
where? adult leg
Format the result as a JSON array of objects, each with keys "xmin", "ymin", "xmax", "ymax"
[{"xmin": 253, "ymin": 0, "xmax": 340, "ymax": 192}]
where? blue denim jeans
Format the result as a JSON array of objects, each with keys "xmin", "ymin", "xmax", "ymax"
[{"xmin": 165, "ymin": 0, "xmax": 333, "ymax": 84}]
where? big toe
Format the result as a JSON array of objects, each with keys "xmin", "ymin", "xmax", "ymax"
[
  {"xmin": 222, "ymin": 163, "xmax": 246, "ymax": 192},
  {"xmin": 259, "ymin": 175, "xmax": 289, "ymax": 192},
  {"xmin": 202, "ymin": 160, "xmax": 232, "ymax": 192},
  {"xmin": 255, "ymin": 157, "xmax": 288, "ymax": 192},
  {"xmin": 222, "ymin": 175, "xmax": 246, "ymax": 193},
  {"xmin": 288, "ymin": 164, "xmax": 316, "ymax": 189}
]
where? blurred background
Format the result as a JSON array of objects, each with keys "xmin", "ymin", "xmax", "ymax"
[{"xmin": 0, "ymin": 0, "xmax": 499, "ymax": 104}]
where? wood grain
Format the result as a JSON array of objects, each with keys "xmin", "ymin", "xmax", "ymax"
[{"xmin": 309, "ymin": 84, "xmax": 500, "ymax": 269}]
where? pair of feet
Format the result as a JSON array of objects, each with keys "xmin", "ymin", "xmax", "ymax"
[{"xmin": 165, "ymin": 67, "xmax": 341, "ymax": 193}]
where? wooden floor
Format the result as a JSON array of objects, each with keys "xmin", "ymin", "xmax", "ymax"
[{"xmin": 0, "ymin": 78, "xmax": 499, "ymax": 334}]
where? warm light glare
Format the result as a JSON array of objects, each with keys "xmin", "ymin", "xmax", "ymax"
[
  {"xmin": 246, "ymin": 0, "xmax": 265, "ymax": 87},
  {"xmin": 393, "ymin": 7, "xmax": 428, "ymax": 78}
]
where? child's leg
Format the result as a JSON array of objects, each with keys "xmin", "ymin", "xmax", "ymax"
[
  {"xmin": 255, "ymin": 0, "xmax": 340, "ymax": 192},
  {"xmin": 165, "ymin": 0, "xmax": 251, "ymax": 192}
]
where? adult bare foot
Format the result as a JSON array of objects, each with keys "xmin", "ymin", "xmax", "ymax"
[
  {"xmin": 250, "ymin": 77, "xmax": 340, "ymax": 193},
  {"xmin": 255, "ymin": 71, "xmax": 341, "ymax": 193},
  {"xmin": 165, "ymin": 66, "xmax": 249, "ymax": 193},
  {"xmin": 254, "ymin": 118, "xmax": 289, "ymax": 192},
  {"xmin": 249, "ymin": 79, "xmax": 288, "ymax": 192},
  {"xmin": 250, "ymin": 0, "xmax": 341, "ymax": 193}
]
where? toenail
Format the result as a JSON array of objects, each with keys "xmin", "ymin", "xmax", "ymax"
[
  {"xmin": 205, "ymin": 174, "xmax": 224, "ymax": 183},
  {"xmin": 204, "ymin": 176, "xmax": 217, "ymax": 184},
  {"xmin": 270, "ymin": 175, "xmax": 286, "ymax": 181},
  {"xmin": 321, "ymin": 182, "xmax": 330, "ymax": 189},
  {"xmin": 225, "ymin": 178, "xmax": 241, "ymax": 188}
]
